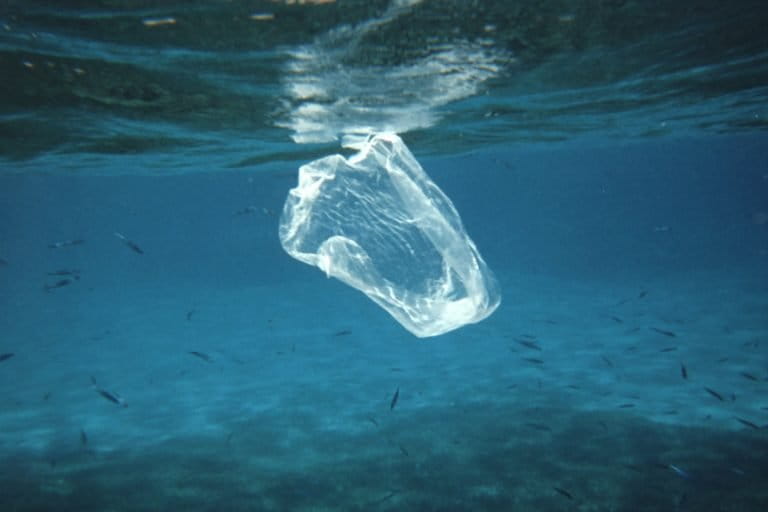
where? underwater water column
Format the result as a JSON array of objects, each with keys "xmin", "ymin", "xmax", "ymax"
[{"xmin": 279, "ymin": 133, "xmax": 500, "ymax": 337}]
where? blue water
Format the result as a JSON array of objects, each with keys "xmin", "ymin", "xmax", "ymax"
[
  {"xmin": 2, "ymin": 1, "xmax": 768, "ymax": 510},
  {"xmin": 2, "ymin": 133, "xmax": 767, "ymax": 510}
]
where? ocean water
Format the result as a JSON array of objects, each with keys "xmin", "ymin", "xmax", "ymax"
[{"xmin": 1, "ymin": 1, "xmax": 767, "ymax": 511}]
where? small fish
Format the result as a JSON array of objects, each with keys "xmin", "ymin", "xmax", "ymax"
[
  {"xmin": 142, "ymin": 17, "xmax": 176, "ymax": 27},
  {"xmin": 734, "ymin": 417, "xmax": 759, "ymax": 429},
  {"xmin": 370, "ymin": 492, "xmax": 397, "ymax": 506},
  {"xmin": 44, "ymin": 278, "xmax": 72, "ymax": 291},
  {"xmin": 186, "ymin": 309, "xmax": 196, "ymax": 321},
  {"xmin": 113, "ymin": 232, "xmax": 144, "ymax": 254},
  {"xmin": 680, "ymin": 363, "xmax": 688, "ymax": 380},
  {"xmin": 618, "ymin": 403, "xmax": 635, "ymax": 408},
  {"xmin": 48, "ymin": 239, "xmax": 84, "ymax": 249},
  {"xmin": 704, "ymin": 387, "xmax": 724, "ymax": 401},
  {"xmin": 95, "ymin": 388, "xmax": 126, "ymax": 407},
  {"xmin": 520, "ymin": 334, "xmax": 537, "ymax": 340},
  {"xmin": 601, "ymin": 355, "xmax": 614, "ymax": 368},
  {"xmin": 523, "ymin": 358, "xmax": 544, "ymax": 365},
  {"xmin": 659, "ymin": 347, "xmax": 677, "ymax": 352},
  {"xmin": 610, "ymin": 315, "xmax": 624, "ymax": 324},
  {"xmin": 650, "ymin": 327, "xmax": 676, "ymax": 337},
  {"xmin": 80, "ymin": 429, "xmax": 88, "ymax": 446},
  {"xmin": 515, "ymin": 339, "xmax": 542, "ymax": 351},
  {"xmin": 638, "ymin": 290, "xmax": 648, "ymax": 299},
  {"xmin": 553, "ymin": 487, "xmax": 574, "ymax": 500},
  {"xmin": 47, "ymin": 269, "xmax": 80, "ymax": 279},
  {"xmin": 668, "ymin": 464, "xmax": 691, "ymax": 479},
  {"xmin": 739, "ymin": 372, "xmax": 759, "ymax": 382},
  {"xmin": 398, "ymin": 444, "xmax": 409, "ymax": 457},
  {"xmin": 233, "ymin": 206, "xmax": 258, "ymax": 216},
  {"xmin": 367, "ymin": 416, "xmax": 379, "ymax": 427},
  {"xmin": 90, "ymin": 376, "xmax": 126, "ymax": 407},
  {"xmin": 188, "ymin": 351, "xmax": 213, "ymax": 363},
  {"xmin": 390, "ymin": 387, "xmax": 399, "ymax": 410},
  {"xmin": 333, "ymin": 329, "xmax": 352, "ymax": 337},
  {"xmin": 0, "ymin": 353, "xmax": 14, "ymax": 362}
]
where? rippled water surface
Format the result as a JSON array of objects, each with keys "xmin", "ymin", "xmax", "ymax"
[{"xmin": 2, "ymin": 0, "xmax": 767, "ymax": 173}]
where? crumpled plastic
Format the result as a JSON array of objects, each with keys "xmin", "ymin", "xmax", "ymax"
[{"xmin": 279, "ymin": 133, "xmax": 500, "ymax": 337}]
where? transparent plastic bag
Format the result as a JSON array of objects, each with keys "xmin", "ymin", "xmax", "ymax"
[{"xmin": 279, "ymin": 133, "xmax": 500, "ymax": 337}]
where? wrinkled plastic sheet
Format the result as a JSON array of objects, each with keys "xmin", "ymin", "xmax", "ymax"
[{"xmin": 279, "ymin": 133, "xmax": 500, "ymax": 337}]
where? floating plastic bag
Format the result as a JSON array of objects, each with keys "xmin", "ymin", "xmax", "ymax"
[{"xmin": 279, "ymin": 133, "xmax": 500, "ymax": 337}]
